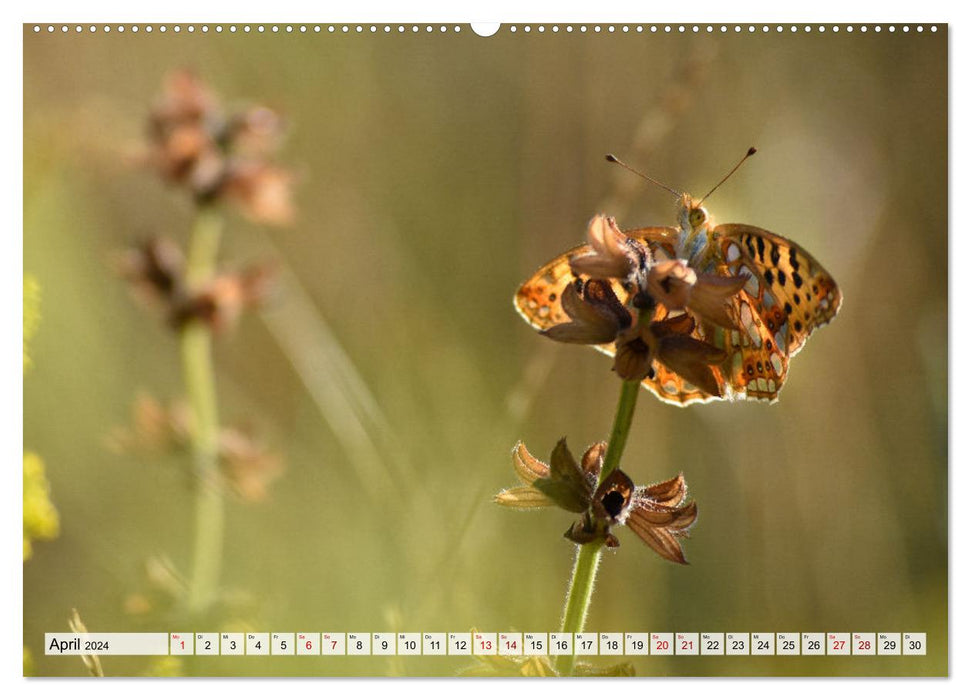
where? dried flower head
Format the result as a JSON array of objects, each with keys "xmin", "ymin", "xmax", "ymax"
[
  {"xmin": 147, "ymin": 71, "xmax": 222, "ymax": 191},
  {"xmin": 497, "ymin": 440, "xmax": 698, "ymax": 563},
  {"xmin": 496, "ymin": 439, "xmax": 604, "ymax": 512},
  {"xmin": 569, "ymin": 215, "xmax": 642, "ymax": 280},
  {"xmin": 544, "ymin": 275, "xmax": 728, "ymax": 396},
  {"xmin": 614, "ymin": 313, "xmax": 727, "ymax": 395},
  {"xmin": 171, "ymin": 263, "xmax": 277, "ymax": 333},
  {"xmin": 647, "ymin": 259, "xmax": 747, "ymax": 329},
  {"xmin": 519, "ymin": 212, "xmax": 749, "ymax": 396},
  {"xmin": 107, "ymin": 394, "xmax": 285, "ymax": 503},
  {"xmin": 566, "ymin": 214, "xmax": 746, "ymax": 333},
  {"xmin": 218, "ymin": 427, "xmax": 285, "ymax": 502},
  {"xmin": 104, "ymin": 392, "xmax": 187, "ymax": 454},
  {"xmin": 151, "ymin": 70, "xmax": 217, "ymax": 130},
  {"xmin": 144, "ymin": 70, "xmax": 294, "ymax": 225},
  {"xmin": 565, "ymin": 468, "xmax": 635, "ymax": 548},
  {"xmin": 115, "ymin": 237, "xmax": 185, "ymax": 310},
  {"xmin": 220, "ymin": 162, "xmax": 295, "ymax": 226},
  {"xmin": 116, "ymin": 238, "xmax": 275, "ymax": 333},
  {"xmin": 542, "ymin": 279, "xmax": 631, "ymax": 345},
  {"xmin": 624, "ymin": 473, "xmax": 699, "ymax": 564},
  {"xmin": 228, "ymin": 106, "xmax": 286, "ymax": 157},
  {"xmin": 647, "ymin": 259, "xmax": 696, "ymax": 310}
]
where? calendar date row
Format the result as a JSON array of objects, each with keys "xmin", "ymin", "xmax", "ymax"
[{"xmin": 46, "ymin": 632, "xmax": 927, "ymax": 657}]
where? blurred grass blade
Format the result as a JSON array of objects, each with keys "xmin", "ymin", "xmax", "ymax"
[
  {"xmin": 258, "ymin": 256, "xmax": 411, "ymax": 500},
  {"xmin": 68, "ymin": 609, "xmax": 104, "ymax": 677}
]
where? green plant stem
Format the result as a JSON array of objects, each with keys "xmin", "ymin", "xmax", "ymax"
[
  {"xmin": 600, "ymin": 379, "xmax": 641, "ymax": 481},
  {"xmin": 182, "ymin": 206, "xmax": 224, "ymax": 613},
  {"xmin": 554, "ymin": 378, "xmax": 641, "ymax": 676}
]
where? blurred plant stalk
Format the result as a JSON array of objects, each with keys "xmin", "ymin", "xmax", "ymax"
[
  {"xmin": 554, "ymin": 379, "xmax": 640, "ymax": 676},
  {"xmin": 180, "ymin": 205, "xmax": 225, "ymax": 612}
]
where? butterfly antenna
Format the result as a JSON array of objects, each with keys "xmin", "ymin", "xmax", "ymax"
[
  {"xmin": 698, "ymin": 146, "xmax": 757, "ymax": 205},
  {"xmin": 605, "ymin": 154, "xmax": 681, "ymax": 198}
]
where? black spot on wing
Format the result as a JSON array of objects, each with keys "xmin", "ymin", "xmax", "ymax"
[{"xmin": 789, "ymin": 247, "xmax": 800, "ymax": 271}]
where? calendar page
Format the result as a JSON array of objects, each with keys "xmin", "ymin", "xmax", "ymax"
[{"xmin": 22, "ymin": 18, "xmax": 948, "ymax": 679}]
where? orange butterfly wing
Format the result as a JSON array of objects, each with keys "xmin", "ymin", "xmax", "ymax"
[
  {"xmin": 514, "ymin": 219, "xmax": 840, "ymax": 406},
  {"xmin": 714, "ymin": 224, "xmax": 842, "ymax": 356},
  {"xmin": 514, "ymin": 227, "xmax": 726, "ymax": 406},
  {"xmin": 513, "ymin": 244, "xmax": 586, "ymax": 331},
  {"xmin": 700, "ymin": 223, "xmax": 841, "ymax": 402},
  {"xmin": 705, "ymin": 293, "xmax": 790, "ymax": 402},
  {"xmin": 513, "ymin": 228, "xmax": 679, "ymax": 331}
]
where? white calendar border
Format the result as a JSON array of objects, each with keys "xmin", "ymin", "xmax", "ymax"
[{"xmin": 9, "ymin": 0, "xmax": 964, "ymax": 698}]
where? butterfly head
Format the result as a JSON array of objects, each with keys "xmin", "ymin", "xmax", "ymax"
[
  {"xmin": 677, "ymin": 194, "xmax": 711, "ymax": 232},
  {"xmin": 688, "ymin": 202, "xmax": 710, "ymax": 229}
]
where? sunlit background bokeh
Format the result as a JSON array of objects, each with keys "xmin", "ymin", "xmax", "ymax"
[{"xmin": 23, "ymin": 25, "xmax": 947, "ymax": 676}]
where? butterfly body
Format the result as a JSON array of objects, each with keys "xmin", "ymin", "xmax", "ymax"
[{"xmin": 515, "ymin": 193, "xmax": 841, "ymax": 406}]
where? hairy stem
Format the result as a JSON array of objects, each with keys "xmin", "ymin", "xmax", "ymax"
[
  {"xmin": 182, "ymin": 206, "xmax": 225, "ymax": 613},
  {"xmin": 554, "ymin": 378, "xmax": 640, "ymax": 675}
]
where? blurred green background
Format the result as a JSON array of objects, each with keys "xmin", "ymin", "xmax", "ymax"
[{"xmin": 23, "ymin": 24, "xmax": 947, "ymax": 676}]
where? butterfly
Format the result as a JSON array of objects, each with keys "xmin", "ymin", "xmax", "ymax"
[{"xmin": 514, "ymin": 152, "xmax": 842, "ymax": 406}]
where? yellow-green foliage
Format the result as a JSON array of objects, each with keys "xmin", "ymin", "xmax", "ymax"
[
  {"xmin": 23, "ymin": 452, "xmax": 59, "ymax": 560},
  {"xmin": 23, "ymin": 275, "xmax": 40, "ymax": 372},
  {"xmin": 143, "ymin": 656, "xmax": 183, "ymax": 677}
]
